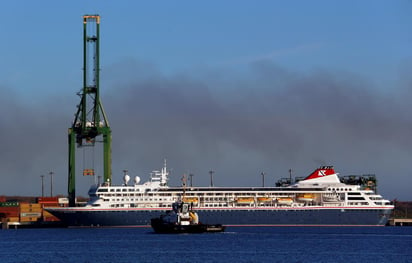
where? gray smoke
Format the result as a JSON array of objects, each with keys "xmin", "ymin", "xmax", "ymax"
[{"xmin": 0, "ymin": 60, "xmax": 411, "ymax": 200}]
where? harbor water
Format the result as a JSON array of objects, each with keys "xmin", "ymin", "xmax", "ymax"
[{"xmin": 0, "ymin": 226, "xmax": 411, "ymax": 263}]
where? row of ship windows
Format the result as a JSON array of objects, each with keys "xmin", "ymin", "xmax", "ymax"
[
  {"xmin": 201, "ymin": 196, "xmax": 288, "ymax": 201},
  {"xmin": 106, "ymin": 203, "xmax": 297, "ymax": 208},
  {"xmin": 115, "ymin": 198, "xmax": 252, "ymax": 202},
  {"xmin": 99, "ymin": 208, "xmax": 380, "ymax": 212},
  {"xmin": 202, "ymin": 203, "xmax": 279, "ymax": 207},
  {"xmin": 110, "ymin": 204, "xmax": 172, "ymax": 208},
  {"xmin": 99, "ymin": 194, "xmax": 177, "ymax": 198},
  {"xmin": 347, "ymin": 197, "xmax": 365, "ymax": 200},
  {"xmin": 101, "ymin": 196, "xmax": 292, "ymax": 202},
  {"xmin": 107, "ymin": 202, "xmax": 382, "ymax": 207},
  {"xmin": 98, "ymin": 193, "xmax": 292, "ymax": 198},
  {"xmin": 327, "ymin": 188, "xmax": 354, "ymax": 192},
  {"xmin": 108, "ymin": 204, "xmax": 174, "ymax": 208},
  {"xmin": 98, "ymin": 189, "xmax": 274, "ymax": 196},
  {"xmin": 97, "ymin": 189, "xmax": 306, "ymax": 197},
  {"xmin": 369, "ymin": 197, "xmax": 383, "ymax": 200},
  {"xmin": 100, "ymin": 194, "xmax": 147, "ymax": 197},
  {"xmin": 99, "ymin": 195, "xmax": 370, "ymax": 201},
  {"xmin": 98, "ymin": 189, "xmax": 177, "ymax": 196},
  {"xmin": 185, "ymin": 193, "xmax": 295, "ymax": 197},
  {"xmin": 204, "ymin": 203, "xmax": 229, "ymax": 207},
  {"xmin": 107, "ymin": 198, "xmax": 169, "ymax": 202}
]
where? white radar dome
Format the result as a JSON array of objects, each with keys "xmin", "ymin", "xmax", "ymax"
[
  {"xmin": 134, "ymin": 176, "xmax": 141, "ymax": 185},
  {"xmin": 123, "ymin": 174, "xmax": 130, "ymax": 185}
]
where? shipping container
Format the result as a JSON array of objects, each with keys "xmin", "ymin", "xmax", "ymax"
[
  {"xmin": 0, "ymin": 207, "xmax": 19, "ymax": 212},
  {"xmin": 0, "ymin": 207, "xmax": 20, "ymax": 218},
  {"xmin": 37, "ymin": 197, "xmax": 59, "ymax": 202},
  {"xmin": 0, "ymin": 212, "xmax": 19, "ymax": 218},
  {"xmin": 0, "ymin": 202, "xmax": 19, "ymax": 207},
  {"xmin": 20, "ymin": 203, "xmax": 42, "ymax": 209},
  {"xmin": 20, "ymin": 208, "xmax": 42, "ymax": 213},
  {"xmin": 20, "ymin": 216, "xmax": 38, "ymax": 222},
  {"xmin": 20, "ymin": 212, "xmax": 41, "ymax": 217},
  {"xmin": 6, "ymin": 217, "xmax": 19, "ymax": 222},
  {"xmin": 0, "ymin": 213, "xmax": 19, "ymax": 217},
  {"xmin": 37, "ymin": 197, "xmax": 60, "ymax": 204},
  {"xmin": 41, "ymin": 203, "xmax": 59, "ymax": 208},
  {"xmin": 58, "ymin": 198, "xmax": 69, "ymax": 204}
]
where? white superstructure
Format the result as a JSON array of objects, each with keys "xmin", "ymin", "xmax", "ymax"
[{"xmin": 85, "ymin": 164, "xmax": 392, "ymax": 210}]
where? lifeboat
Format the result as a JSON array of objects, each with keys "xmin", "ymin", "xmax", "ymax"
[
  {"xmin": 257, "ymin": 197, "xmax": 272, "ymax": 203},
  {"xmin": 296, "ymin": 193, "xmax": 315, "ymax": 202},
  {"xmin": 182, "ymin": 197, "xmax": 199, "ymax": 204},
  {"xmin": 236, "ymin": 197, "xmax": 255, "ymax": 204},
  {"xmin": 277, "ymin": 197, "xmax": 293, "ymax": 205}
]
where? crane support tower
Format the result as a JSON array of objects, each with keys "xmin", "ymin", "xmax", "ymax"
[{"xmin": 68, "ymin": 15, "xmax": 112, "ymax": 207}]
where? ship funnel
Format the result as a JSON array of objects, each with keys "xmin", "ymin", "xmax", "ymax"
[{"xmin": 303, "ymin": 166, "xmax": 335, "ymax": 181}]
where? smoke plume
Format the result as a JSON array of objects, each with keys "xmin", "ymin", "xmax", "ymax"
[{"xmin": 0, "ymin": 60, "xmax": 411, "ymax": 200}]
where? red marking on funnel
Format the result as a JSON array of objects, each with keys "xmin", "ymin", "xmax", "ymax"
[{"xmin": 304, "ymin": 166, "xmax": 335, "ymax": 180}]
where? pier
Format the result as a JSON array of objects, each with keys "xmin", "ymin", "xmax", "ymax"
[
  {"xmin": 388, "ymin": 218, "xmax": 412, "ymax": 226},
  {"xmin": 1, "ymin": 220, "xmax": 20, "ymax": 229},
  {"xmin": 390, "ymin": 201, "xmax": 412, "ymax": 226},
  {"xmin": 1, "ymin": 219, "xmax": 65, "ymax": 229}
]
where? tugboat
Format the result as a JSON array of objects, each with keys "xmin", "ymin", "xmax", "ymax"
[
  {"xmin": 151, "ymin": 175, "xmax": 225, "ymax": 234},
  {"xmin": 150, "ymin": 200, "xmax": 225, "ymax": 234}
]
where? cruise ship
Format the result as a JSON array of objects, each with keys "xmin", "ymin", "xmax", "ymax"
[{"xmin": 46, "ymin": 162, "xmax": 394, "ymax": 227}]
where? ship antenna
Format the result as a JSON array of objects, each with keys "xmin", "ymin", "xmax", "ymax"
[
  {"xmin": 160, "ymin": 158, "xmax": 168, "ymax": 186},
  {"xmin": 181, "ymin": 174, "xmax": 187, "ymax": 198}
]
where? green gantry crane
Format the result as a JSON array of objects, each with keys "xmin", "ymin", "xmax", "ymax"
[{"xmin": 68, "ymin": 15, "xmax": 112, "ymax": 207}]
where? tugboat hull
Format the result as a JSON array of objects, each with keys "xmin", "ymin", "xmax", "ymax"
[{"xmin": 151, "ymin": 218, "xmax": 225, "ymax": 234}]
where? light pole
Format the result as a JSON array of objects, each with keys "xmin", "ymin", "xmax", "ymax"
[
  {"xmin": 189, "ymin": 173, "xmax": 194, "ymax": 187},
  {"xmin": 49, "ymin": 171, "xmax": 54, "ymax": 197},
  {"xmin": 261, "ymin": 172, "xmax": 265, "ymax": 187},
  {"xmin": 40, "ymin": 175, "xmax": 45, "ymax": 197},
  {"xmin": 209, "ymin": 170, "xmax": 214, "ymax": 187}
]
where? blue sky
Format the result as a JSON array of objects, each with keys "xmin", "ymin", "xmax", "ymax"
[
  {"xmin": 0, "ymin": 1, "xmax": 411, "ymax": 200},
  {"xmin": 1, "ymin": 1, "xmax": 410, "ymax": 93}
]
